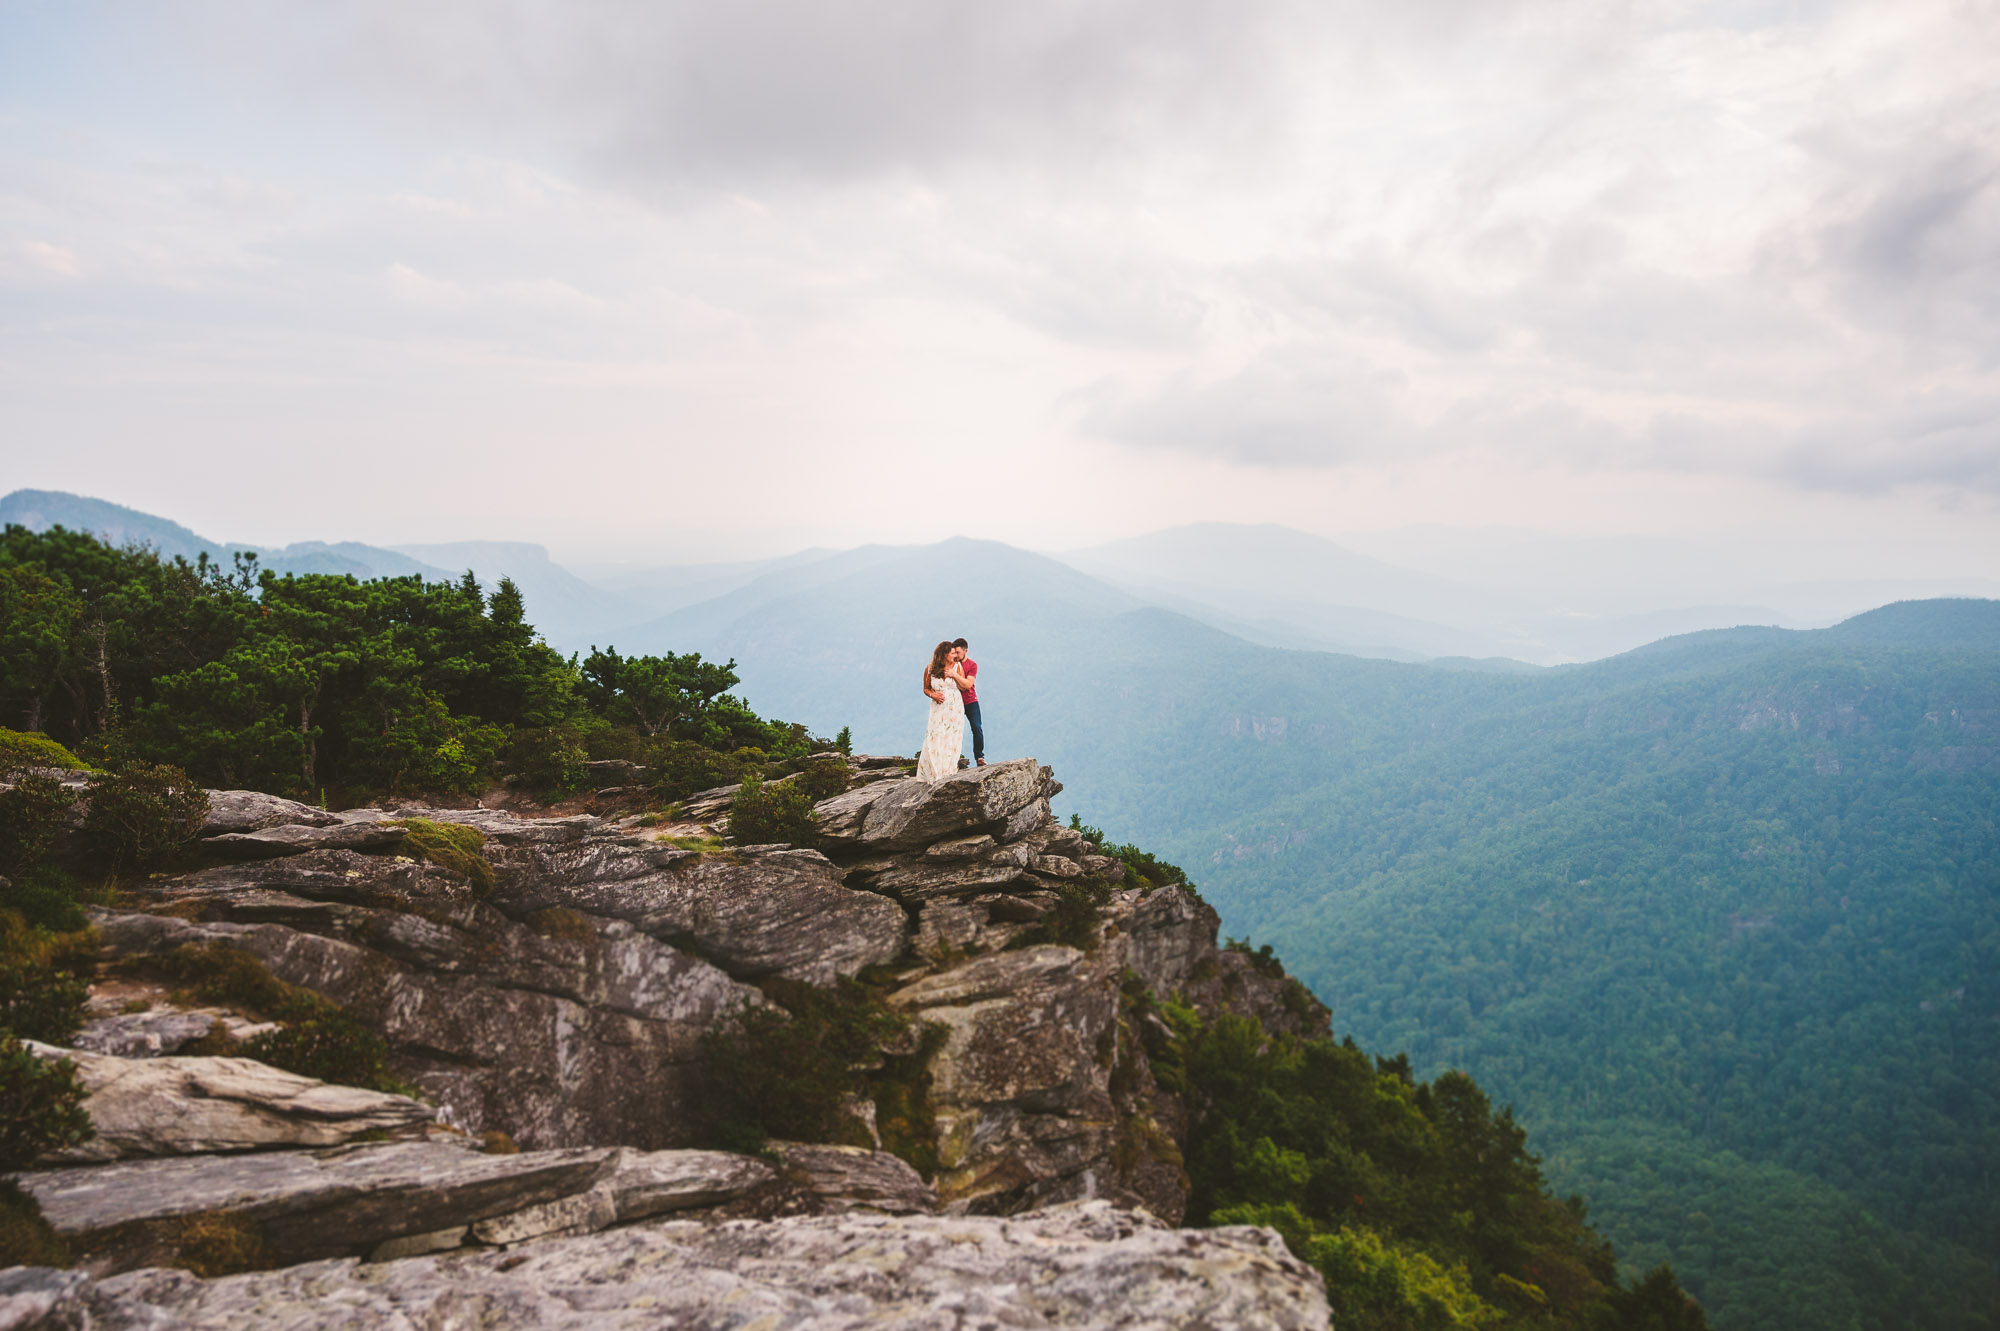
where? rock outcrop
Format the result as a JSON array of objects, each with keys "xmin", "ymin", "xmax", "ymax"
[
  {"xmin": 24, "ymin": 1042, "xmax": 433, "ymax": 1162},
  {"xmin": 6, "ymin": 755, "xmax": 1331, "ymax": 1322},
  {"xmin": 7, "ymin": 1201, "xmax": 1329, "ymax": 1330}
]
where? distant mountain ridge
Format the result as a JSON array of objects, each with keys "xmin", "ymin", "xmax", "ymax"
[{"xmin": 0, "ymin": 490, "xmax": 652, "ymax": 653}]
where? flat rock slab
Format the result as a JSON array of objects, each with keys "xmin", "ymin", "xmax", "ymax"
[
  {"xmin": 815, "ymin": 759, "xmax": 1055, "ymax": 853},
  {"xmin": 203, "ymin": 822, "xmax": 411, "ymax": 860},
  {"xmin": 15, "ymin": 1140, "xmax": 616, "ymax": 1272},
  {"xmin": 27, "ymin": 1042, "xmax": 432, "ymax": 1162},
  {"xmin": 30, "ymin": 1200, "xmax": 1329, "ymax": 1330},
  {"xmin": 772, "ymin": 1142, "xmax": 938, "ymax": 1215},
  {"xmin": 497, "ymin": 846, "xmax": 907, "ymax": 985},
  {"xmin": 199, "ymin": 791, "xmax": 344, "ymax": 836}
]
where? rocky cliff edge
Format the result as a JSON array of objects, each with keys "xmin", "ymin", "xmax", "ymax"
[{"xmin": 4, "ymin": 756, "xmax": 1331, "ymax": 1328}]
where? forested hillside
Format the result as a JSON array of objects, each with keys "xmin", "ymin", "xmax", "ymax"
[{"xmin": 1110, "ymin": 606, "xmax": 2000, "ymax": 1331}]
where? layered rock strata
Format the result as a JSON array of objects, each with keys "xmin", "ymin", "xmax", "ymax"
[
  {"xmin": 6, "ymin": 1200, "xmax": 1330, "ymax": 1331},
  {"xmin": 76, "ymin": 757, "xmax": 1322, "ymax": 1201}
]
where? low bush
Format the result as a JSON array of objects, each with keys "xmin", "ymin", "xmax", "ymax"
[
  {"xmin": 0, "ymin": 774, "xmax": 78, "ymax": 878},
  {"xmin": 1225, "ymin": 938, "xmax": 1288, "ymax": 979},
  {"xmin": 0, "ymin": 1179, "xmax": 67, "ymax": 1267},
  {"xmin": 0, "ymin": 866, "xmax": 88, "ymax": 933},
  {"xmin": 696, "ymin": 978, "xmax": 935, "ymax": 1163},
  {"xmin": 242, "ymin": 1011, "xmax": 397, "ymax": 1093},
  {"xmin": 145, "ymin": 942, "xmax": 406, "ymax": 1095},
  {"xmin": 0, "ymin": 1034, "xmax": 94, "ymax": 1170},
  {"xmin": 794, "ymin": 756, "xmax": 850, "ymax": 801},
  {"xmin": 0, "ymin": 729, "xmax": 91, "ymax": 773},
  {"xmin": 172, "ymin": 1210, "xmax": 273, "ymax": 1278},
  {"xmin": 82, "ymin": 760, "xmax": 209, "ymax": 873},
  {"xmin": 0, "ymin": 958, "xmax": 89, "ymax": 1046},
  {"xmin": 0, "ymin": 917, "xmax": 92, "ymax": 1044},
  {"xmin": 389, "ymin": 818, "xmax": 495, "ymax": 894},
  {"xmin": 651, "ymin": 740, "xmax": 745, "ymax": 803},
  {"xmin": 1013, "ymin": 877, "xmax": 1114, "ymax": 952},
  {"xmin": 506, "ymin": 725, "xmax": 588, "ymax": 797},
  {"xmin": 726, "ymin": 775, "xmax": 819, "ymax": 847},
  {"xmin": 1067, "ymin": 814, "xmax": 1202, "ymax": 900}
]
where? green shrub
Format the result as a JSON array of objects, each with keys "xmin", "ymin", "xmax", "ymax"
[
  {"xmin": 242, "ymin": 1011, "xmax": 397, "ymax": 1093},
  {"xmin": 82, "ymin": 760, "xmax": 209, "ymax": 873},
  {"xmin": 795, "ymin": 756, "xmax": 850, "ymax": 801},
  {"xmin": 145, "ymin": 942, "xmax": 406, "ymax": 1095},
  {"xmin": 0, "ymin": 1034, "xmax": 93, "ymax": 1170},
  {"xmin": 1225, "ymin": 938, "xmax": 1288, "ymax": 979},
  {"xmin": 0, "ymin": 866, "xmax": 88, "ymax": 933},
  {"xmin": 0, "ymin": 958, "xmax": 89, "ymax": 1046},
  {"xmin": 0, "ymin": 1179, "xmax": 67, "ymax": 1267},
  {"xmin": 1013, "ymin": 877, "xmax": 1113, "ymax": 952},
  {"xmin": 1215, "ymin": 1203, "xmax": 1504, "ymax": 1331},
  {"xmin": 0, "ymin": 917, "xmax": 91, "ymax": 1044},
  {"xmin": 651, "ymin": 740, "xmax": 744, "ymax": 803},
  {"xmin": 388, "ymin": 818, "xmax": 495, "ymax": 894},
  {"xmin": 696, "ymin": 978, "xmax": 934, "ymax": 1163},
  {"xmin": 506, "ymin": 725, "xmax": 588, "ymax": 796},
  {"xmin": 0, "ymin": 774, "xmax": 78, "ymax": 877},
  {"xmin": 171, "ymin": 1210, "xmax": 272, "ymax": 1278},
  {"xmin": 1067, "ymin": 813, "xmax": 1201, "ymax": 900},
  {"xmin": 834, "ymin": 726, "xmax": 853, "ymax": 756},
  {"xmin": 727, "ymin": 775, "xmax": 819, "ymax": 847},
  {"xmin": 0, "ymin": 729, "xmax": 91, "ymax": 773}
]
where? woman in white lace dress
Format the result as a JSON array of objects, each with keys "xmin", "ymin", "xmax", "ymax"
[{"xmin": 916, "ymin": 640, "xmax": 972, "ymax": 781}]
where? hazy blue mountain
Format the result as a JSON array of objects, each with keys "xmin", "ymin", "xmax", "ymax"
[
  {"xmin": 1, "ymin": 489, "xmax": 221, "ymax": 562},
  {"xmin": 390, "ymin": 540, "xmax": 650, "ymax": 653},
  {"xmin": 0, "ymin": 491, "xmax": 649, "ymax": 654},
  {"xmin": 611, "ymin": 538, "xmax": 1148, "ymax": 760},
  {"xmin": 1, "ymin": 489, "xmax": 457, "ymax": 582},
  {"xmin": 576, "ymin": 550, "xmax": 835, "ymax": 617},
  {"xmin": 1058, "ymin": 521, "xmax": 1797, "ymax": 664}
]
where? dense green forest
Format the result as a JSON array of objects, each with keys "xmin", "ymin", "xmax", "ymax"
[
  {"xmin": 0, "ymin": 525, "xmax": 1717, "ymax": 1326},
  {"xmin": 1029, "ymin": 608, "xmax": 2000, "ymax": 1331},
  {"xmin": 0, "ymin": 522, "xmax": 827, "ymax": 805}
]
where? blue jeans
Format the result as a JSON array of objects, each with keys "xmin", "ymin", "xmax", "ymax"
[{"xmin": 963, "ymin": 701, "xmax": 985, "ymax": 763}]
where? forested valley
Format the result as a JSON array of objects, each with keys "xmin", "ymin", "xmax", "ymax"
[{"xmin": 1069, "ymin": 605, "xmax": 2000, "ymax": 1331}]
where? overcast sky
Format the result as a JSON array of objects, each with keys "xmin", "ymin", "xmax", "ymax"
[{"xmin": 2, "ymin": 0, "xmax": 1996, "ymax": 577}]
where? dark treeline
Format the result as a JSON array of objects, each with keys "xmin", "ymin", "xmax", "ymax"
[{"xmin": 0, "ymin": 524, "xmax": 830, "ymax": 803}]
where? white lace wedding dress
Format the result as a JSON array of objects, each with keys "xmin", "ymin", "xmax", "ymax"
[{"xmin": 915, "ymin": 671, "xmax": 965, "ymax": 781}]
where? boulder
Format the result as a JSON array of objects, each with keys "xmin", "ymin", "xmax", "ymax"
[
  {"xmin": 814, "ymin": 759, "xmax": 1053, "ymax": 853},
  {"xmin": 890, "ymin": 946, "xmax": 1126, "ymax": 1214},
  {"xmin": 199, "ymin": 790, "xmax": 343, "ymax": 836},
  {"xmin": 202, "ymin": 821, "xmax": 411, "ymax": 860},
  {"xmin": 15, "ymin": 1141, "xmax": 617, "ymax": 1273},
  {"xmin": 25, "ymin": 1042, "xmax": 431, "ymax": 1161},
  {"xmin": 34, "ymin": 1201, "xmax": 1330, "ymax": 1330},
  {"xmin": 71, "ymin": 1008, "xmax": 250, "ymax": 1058},
  {"xmin": 493, "ymin": 845, "xmax": 908, "ymax": 985},
  {"xmin": 93, "ymin": 897, "xmax": 765, "ymax": 1152},
  {"xmin": 771, "ymin": 1142, "xmax": 938, "ymax": 1215}
]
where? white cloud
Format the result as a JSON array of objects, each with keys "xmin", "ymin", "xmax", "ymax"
[{"xmin": 0, "ymin": 0, "xmax": 1994, "ymax": 568}]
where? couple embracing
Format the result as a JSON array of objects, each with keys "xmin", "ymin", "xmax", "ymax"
[{"xmin": 916, "ymin": 637, "xmax": 985, "ymax": 782}]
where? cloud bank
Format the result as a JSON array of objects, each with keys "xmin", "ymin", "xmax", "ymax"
[{"xmin": 0, "ymin": 0, "xmax": 1995, "ymax": 559}]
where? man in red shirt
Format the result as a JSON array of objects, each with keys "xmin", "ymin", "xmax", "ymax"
[{"xmin": 951, "ymin": 637, "xmax": 984, "ymax": 767}]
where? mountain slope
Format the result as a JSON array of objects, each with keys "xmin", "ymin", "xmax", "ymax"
[
  {"xmin": 1148, "ymin": 618, "xmax": 2000, "ymax": 1331},
  {"xmin": 392, "ymin": 540, "xmax": 650, "ymax": 652},
  {"xmin": 1059, "ymin": 522, "xmax": 1798, "ymax": 664}
]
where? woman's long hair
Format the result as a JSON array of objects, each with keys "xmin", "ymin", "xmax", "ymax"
[{"xmin": 929, "ymin": 640, "xmax": 955, "ymax": 684}]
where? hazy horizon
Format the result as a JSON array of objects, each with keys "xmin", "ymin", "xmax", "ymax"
[{"xmin": 4, "ymin": 1, "xmax": 1998, "ymax": 581}]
